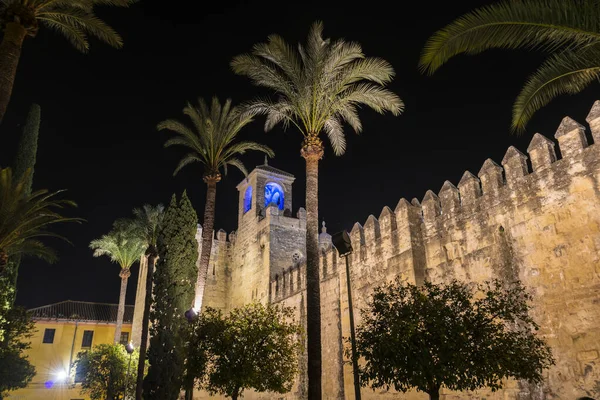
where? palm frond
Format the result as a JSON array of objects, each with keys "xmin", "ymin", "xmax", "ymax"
[
  {"xmin": 172, "ymin": 153, "xmax": 203, "ymax": 176},
  {"xmin": 512, "ymin": 45, "xmax": 600, "ymax": 131},
  {"xmin": 37, "ymin": 16, "xmax": 89, "ymax": 52},
  {"xmin": 224, "ymin": 158, "xmax": 248, "ymax": 177},
  {"xmin": 340, "ymin": 83, "xmax": 405, "ymax": 116},
  {"xmin": 323, "ymin": 116, "xmax": 346, "ymax": 155},
  {"xmin": 0, "ymin": 168, "xmax": 82, "ymax": 264},
  {"xmin": 420, "ymin": 0, "xmax": 600, "ymax": 74}
]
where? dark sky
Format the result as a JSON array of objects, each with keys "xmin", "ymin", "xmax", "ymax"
[{"xmin": 2, "ymin": 0, "xmax": 598, "ymax": 309}]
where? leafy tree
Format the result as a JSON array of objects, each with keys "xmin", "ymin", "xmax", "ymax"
[
  {"xmin": 0, "ymin": 275, "xmax": 35, "ymax": 399},
  {"xmin": 190, "ymin": 303, "xmax": 302, "ymax": 400},
  {"xmin": 158, "ymin": 97, "xmax": 273, "ymax": 312},
  {"xmin": 73, "ymin": 343, "xmax": 142, "ymax": 400},
  {"xmin": 419, "ymin": 0, "xmax": 600, "ymax": 131},
  {"xmin": 128, "ymin": 204, "xmax": 164, "ymax": 400},
  {"xmin": 144, "ymin": 192, "xmax": 198, "ymax": 400},
  {"xmin": 231, "ymin": 20, "xmax": 403, "ymax": 398},
  {"xmin": 6, "ymin": 103, "xmax": 41, "ymax": 303},
  {"xmin": 0, "ymin": 167, "xmax": 81, "ymax": 271},
  {"xmin": 90, "ymin": 223, "xmax": 146, "ymax": 344},
  {"xmin": 0, "ymin": 0, "xmax": 137, "ymax": 122},
  {"xmin": 354, "ymin": 278, "xmax": 554, "ymax": 400}
]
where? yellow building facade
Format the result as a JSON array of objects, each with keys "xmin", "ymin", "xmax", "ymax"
[{"xmin": 10, "ymin": 301, "xmax": 133, "ymax": 400}]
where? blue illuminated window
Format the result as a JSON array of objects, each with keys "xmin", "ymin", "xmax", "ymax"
[
  {"xmin": 243, "ymin": 186, "xmax": 252, "ymax": 213},
  {"xmin": 264, "ymin": 182, "xmax": 284, "ymax": 210}
]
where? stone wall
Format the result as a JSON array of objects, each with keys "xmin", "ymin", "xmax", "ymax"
[{"xmin": 194, "ymin": 102, "xmax": 600, "ymax": 399}]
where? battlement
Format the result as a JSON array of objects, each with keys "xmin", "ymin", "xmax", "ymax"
[{"xmin": 267, "ymin": 100, "xmax": 600, "ymax": 293}]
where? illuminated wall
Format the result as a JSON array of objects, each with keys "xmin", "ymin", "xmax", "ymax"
[{"xmin": 10, "ymin": 320, "xmax": 132, "ymax": 400}]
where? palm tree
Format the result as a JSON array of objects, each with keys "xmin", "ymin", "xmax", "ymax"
[
  {"xmin": 419, "ymin": 0, "xmax": 600, "ymax": 132},
  {"xmin": 130, "ymin": 204, "xmax": 164, "ymax": 400},
  {"xmin": 230, "ymin": 21, "xmax": 403, "ymax": 399},
  {"xmin": 0, "ymin": 0, "xmax": 137, "ymax": 122},
  {"xmin": 90, "ymin": 223, "xmax": 146, "ymax": 344},
  {"xmin": 158, "ymin": 96, "xmax": 274, "ymax": 312},
  {"xmin": 0, "ymin": 167, "xmax": 81, "ymax": 271}
]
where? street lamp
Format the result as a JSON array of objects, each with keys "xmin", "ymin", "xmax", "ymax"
[
  {"xmin": 125, "ymin": 341, "xmax": 135, "ymax": 400},
  {"xmin": 185, "ymin": 307, "xmax": 198, "ymax": 323},
  {"xmin": 332, "ymin": 230, "xmax": 361, "ymax": 400}
]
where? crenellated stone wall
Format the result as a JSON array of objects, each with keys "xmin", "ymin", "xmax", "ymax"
[{"xmin": 150, "ymin": 101, "xmax": 600, "ymax": 399}]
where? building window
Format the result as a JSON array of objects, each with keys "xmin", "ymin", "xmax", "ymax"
[
  {"xmin": 81, "ymin": 330, "xmax": 94, "ymax": 348},
  {"xmin": 119, "ymin": 332, "xmax": 129, "ymax": 346},
  {"xmin": 264, "ymin": 182, "xmax": 284, "ymax": 210},
  {"xmin": 243, "ymin": 186, "xmax": 252, "ymax": 213},
  {"xmin": 42, "ymin": 328, "xmax": 56, "ymax": 344}
]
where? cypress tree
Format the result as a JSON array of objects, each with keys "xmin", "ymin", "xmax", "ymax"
[
  {"xmin": 7, "ymin": 104, "xmax": 41, "ymax": 302},
  {"xmin": 13, "ymin": 104, "xmax": 40, "ymax": 195},
  {"xmin": 143, "ymin": 192, "xmax": 198, "ymax": 400}
]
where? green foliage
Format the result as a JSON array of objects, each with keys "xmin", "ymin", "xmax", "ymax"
[
  {"xmin": 89, "ymin": 220, "xmax": 147, "ymax": 271},
  {"xmin": 73, "ymin": 343, "xmax": 142, "ymax": 400},
  {"xmin": 419, "ymin": 0, "xmax": 600, "ymax": 131},
  {"xmin": 189, "ymin": 303, "xmax": 303, "ymax": 400},
  {"xmin": 0, "ymin": 0, "xmax": 138, "ymax": 53},
  {"xmin": 231, "ymin": 20, "xmax": 404, "ymax": 154},
  {"xmin": 144, "ymin": 192, "xmax": 198, "ymax": 400},
  {"xmin": 0, "ymin": 275, "xmax": 35, "ymax": 399},
  {"xmin": 355, "ymin": 278, "xmax": 554, "ymax": 398},
  {"xmin": 13, "ymin": 103, "xmax": 41, "ymax": 196},
  {"xmin": 0, "ymin": 167, "xmax": 82, "ymax": 269},
  {"xmin": 158, "ymin": 96, "xmax": 274, "ymax": 178}
]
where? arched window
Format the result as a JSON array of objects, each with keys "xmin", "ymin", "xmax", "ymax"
[
  {"xmin": 243, "ymin": 186, "xmax": 252, "ymax": 213},
  {"xmin": 264, "ymin": 182, "xmax": 284, "ymax": 210}
]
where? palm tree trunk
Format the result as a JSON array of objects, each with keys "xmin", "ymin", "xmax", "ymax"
[
  {"xmin": 0, "ymin": 22, "xmax": 27, "ymax": 123},
  {"xmin": 135, "ymin": 250, "xmax": 156, "ymax": 400},
  {"xmin": 194, "ymin": 176, "xmax": 219, "ymax": 311},
  {"xmin": 114, "ymin": 268, "xmax": 131, "ymax": 344},
  {"xmin": 301, "ymin": 138, "xmax": 324, "ymax": 400}
]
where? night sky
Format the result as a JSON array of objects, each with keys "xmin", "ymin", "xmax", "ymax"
[{"xmin": 2, "ymin": 0, "xmax": 598, "ymax": 309}]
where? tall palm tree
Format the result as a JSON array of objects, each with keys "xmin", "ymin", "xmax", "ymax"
[
  {"xmin": 419, "ymin": 0, "xmax": 600, "ymax": 132},
  {"xmin": 0, "ymin": 167, "xmax": 81, "ymax": 270},
  {"xmin": 231, "ymin": 21, "xmax": 403, "ymax": 399},
  {"xmin": 90, "ymin": 223, "xmax": 146, "ymax": 344},
  {"xmin": 130, "ymin": 204, "xmax": 164, "ymax": 400},
  {"xmin": 158, "ymin": 96, "xmax": 274, "ymax": 312},
  {"xmin": 0, "ymin": 0, "xmax": 137, "ymax": 123}
]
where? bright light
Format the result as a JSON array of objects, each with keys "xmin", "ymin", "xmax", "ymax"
[
  {"xmin": 125, "ymin": 341, "xmax": 135, "ymax": 354},
  {"xmin": 54, "ymin": 369, "xmax": 68, "ymax": 381}
]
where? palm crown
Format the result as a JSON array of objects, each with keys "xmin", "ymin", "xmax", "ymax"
[
  {"xmin": 419, "ymin": 0, "xmax": 600, "ymax": 131},
  {"xmin": 0, "ymin": 0, "xmax": 137, "ymax": 52},
  {"xmin": 89, "ymin": 224, "xmax": 146, "ymax": 271},
  {"xmin": 158, "ymin": 96, "xmax": 275, "ymax": 179},
  {"xmin": 231, "ymin": 20, "xmax": 404, "ymax": 155},
  {"xmin": 0, "ymin": 167, "xmax": 81, "ymax": 267}
]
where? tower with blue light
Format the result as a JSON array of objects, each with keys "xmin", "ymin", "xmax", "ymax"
[{"xmin": 231, "ymin": 158, "xmax": 306, "ymax": 308}]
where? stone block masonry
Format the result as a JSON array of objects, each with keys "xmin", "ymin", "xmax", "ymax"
[{"xmin": 135, "ymin": 101, "xmax": 600, "ymax": 399}]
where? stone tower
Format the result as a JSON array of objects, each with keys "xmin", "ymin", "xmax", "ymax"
[{"xmin": 226, "ymin": 160, "xmax": 306, "ymax": 310}]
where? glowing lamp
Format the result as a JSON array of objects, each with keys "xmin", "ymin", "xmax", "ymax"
[
  {"xmin": 55, "ymin": 369, "xmax": 68, "ymax": 382},
  {"xmin": 125, "ymin": 341, "xmax": 135, "ymax": 354},
  {"xmin": 184, "ymin": 307, "xmax": 198, "ymax": 322}
]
